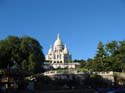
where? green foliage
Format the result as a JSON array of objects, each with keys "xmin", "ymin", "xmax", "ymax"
[
  {"xmin": 79, "ymin": 60, "xmax": 86, "ymax": 67},
  {"xmin": 85, "ymin": 58, "xmax": 93, "ymax": 71},
  {"xmin": 0, "ymin": 36, "xmax": 45, "ymax": 74},
  {"xmin": 84, "ymin": 40, "xmax": 125, "ymax": 72},
  {"xmin": 94, "ymin": 42, "xmax": 107, "ymax": 71},
  {"xmin": 73, "ymin": 59, "xmax": 86, "ymax": 68},
  {"xmin": 21, "ymin": 60, "xmax": 27, "ymax": 70},
  {"xmin": 28, "ymin": 53, "xmax": 36, "ymax": 73}
]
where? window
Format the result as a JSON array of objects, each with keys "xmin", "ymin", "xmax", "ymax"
[
  {"xmin": 60, "ymin": 54, "xmax": 61, "ymax": 59},
  {"xmin": 54, "ymin": 54, "xmax": 56, "ymax": 59},
  {"xmin": 57, "ymin": 55, "xmax": 59, "ymax": 59}
]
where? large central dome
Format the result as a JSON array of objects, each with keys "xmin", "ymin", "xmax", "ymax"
[{"xmin": 54, "ymin": 33, "xmax": 64, "ymax": 50}]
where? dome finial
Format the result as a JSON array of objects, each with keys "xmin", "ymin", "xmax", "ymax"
[
  {"xmin": 65, "ymin": 44, "xmax": 67, "ymax": 48},
  {"xmin": 57, "ymin": 33, "xmax": 60, "ymax": 39}
]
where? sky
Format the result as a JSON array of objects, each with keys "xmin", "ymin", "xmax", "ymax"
[{"xmin": 0, "ymin": 0, "xmax": 125, "ymax": 60}]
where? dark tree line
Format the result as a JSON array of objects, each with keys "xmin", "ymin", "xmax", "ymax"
[
  {"xmin": 79, "ymin": 40, "xmax": 125, "ymax": 72},
  {"xmin": 0, "ymin": 36, "xmax": 45, "ymax": 74}
]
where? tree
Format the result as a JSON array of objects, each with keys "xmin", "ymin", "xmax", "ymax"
[
  {"xmin": 21, "ymin": 36, "xmax": 45, "ymax": 73},
  {"xmin": 94, "ymin": 42, "xmax": 107, "ymax": 71},
  {"xmin": 28, "ymin": 54, "xmax": 36, "ymax": 73},
  {"xmin": 106, "ymin": 41, "xmax": 119, "ymax": 56},
  {"xmin": 0, "ymin": 36, "xmax": 45, "ymax": 74},
  {"xmin": 78, "ymin": 59, "xmax": 86, "ymax": 68},
  {"xmin": 118, "ymin": 41, "xmax": 125, "ymax": 72},
  {"xmin": 106, "ymin": 41, "xmax": 123, "ymax": 72},
  {"xmin": 21, "ymin": 60, "xmax": 27, "ymax": 70},
  {"xmin": 0, "ymin": 40, "xmax": 12, "ymax": 68},
  {"xmin": 85, "ymin": 58, "xmax": 94, "ymax": 71}
]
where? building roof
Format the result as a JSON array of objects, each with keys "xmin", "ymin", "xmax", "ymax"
[{"xmin": 54, "ymin": 33, "xmax": 64, "ymax": 47}]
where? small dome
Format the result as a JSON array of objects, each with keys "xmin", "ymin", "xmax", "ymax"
[
  {"xmin": 64, "ymin": 48, "xmax": 69, "ymax": 54},
  {"xmin": 48, "ymin": 46, "xmax": 53, "ymax": 54},
  {"xmin": 63, "ymin": 44, "xmax": 69, "ymax": 54}
]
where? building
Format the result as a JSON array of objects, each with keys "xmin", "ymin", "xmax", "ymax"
[
  {"xmin": 46, "ymin": 33, "xmax": 72, "ymax": 64},
  {"xmin": 46, "ymin": 33, "xmax": 78, "ymax": 69}
]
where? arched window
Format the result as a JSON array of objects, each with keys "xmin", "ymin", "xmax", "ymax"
[
  {"xmin": 57, "ymin": 55, "xmax": 59, "ymax": 59},
  {"xmin": 60, "ymin": 54, "xmax": 61, "ymax": 59},
  {"xmin": 54, "ymin": 54, "xmax": 56, "ymax": 59}
]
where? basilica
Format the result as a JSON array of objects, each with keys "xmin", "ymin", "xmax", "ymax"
[{"xmin": 46, "ymin": 33, "xmax": 78, "ymax": 69}]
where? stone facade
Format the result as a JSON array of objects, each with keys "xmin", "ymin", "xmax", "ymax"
[
  {"xmin": 46, "ymin": 33, "xmax": 76, "ymax": 69},
  {"xmin": 46, "ymin": 33, "xmax": 72, "ymax": 64}
]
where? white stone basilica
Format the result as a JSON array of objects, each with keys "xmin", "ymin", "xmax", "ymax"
[{"xmin": 46, "ymin": 33, "xmax": 77, "ymax": 69}]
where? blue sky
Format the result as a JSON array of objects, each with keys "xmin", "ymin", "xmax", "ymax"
[{"xmin": 0, "ymin": 0, "xmax": 125, "ymax": 60}]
